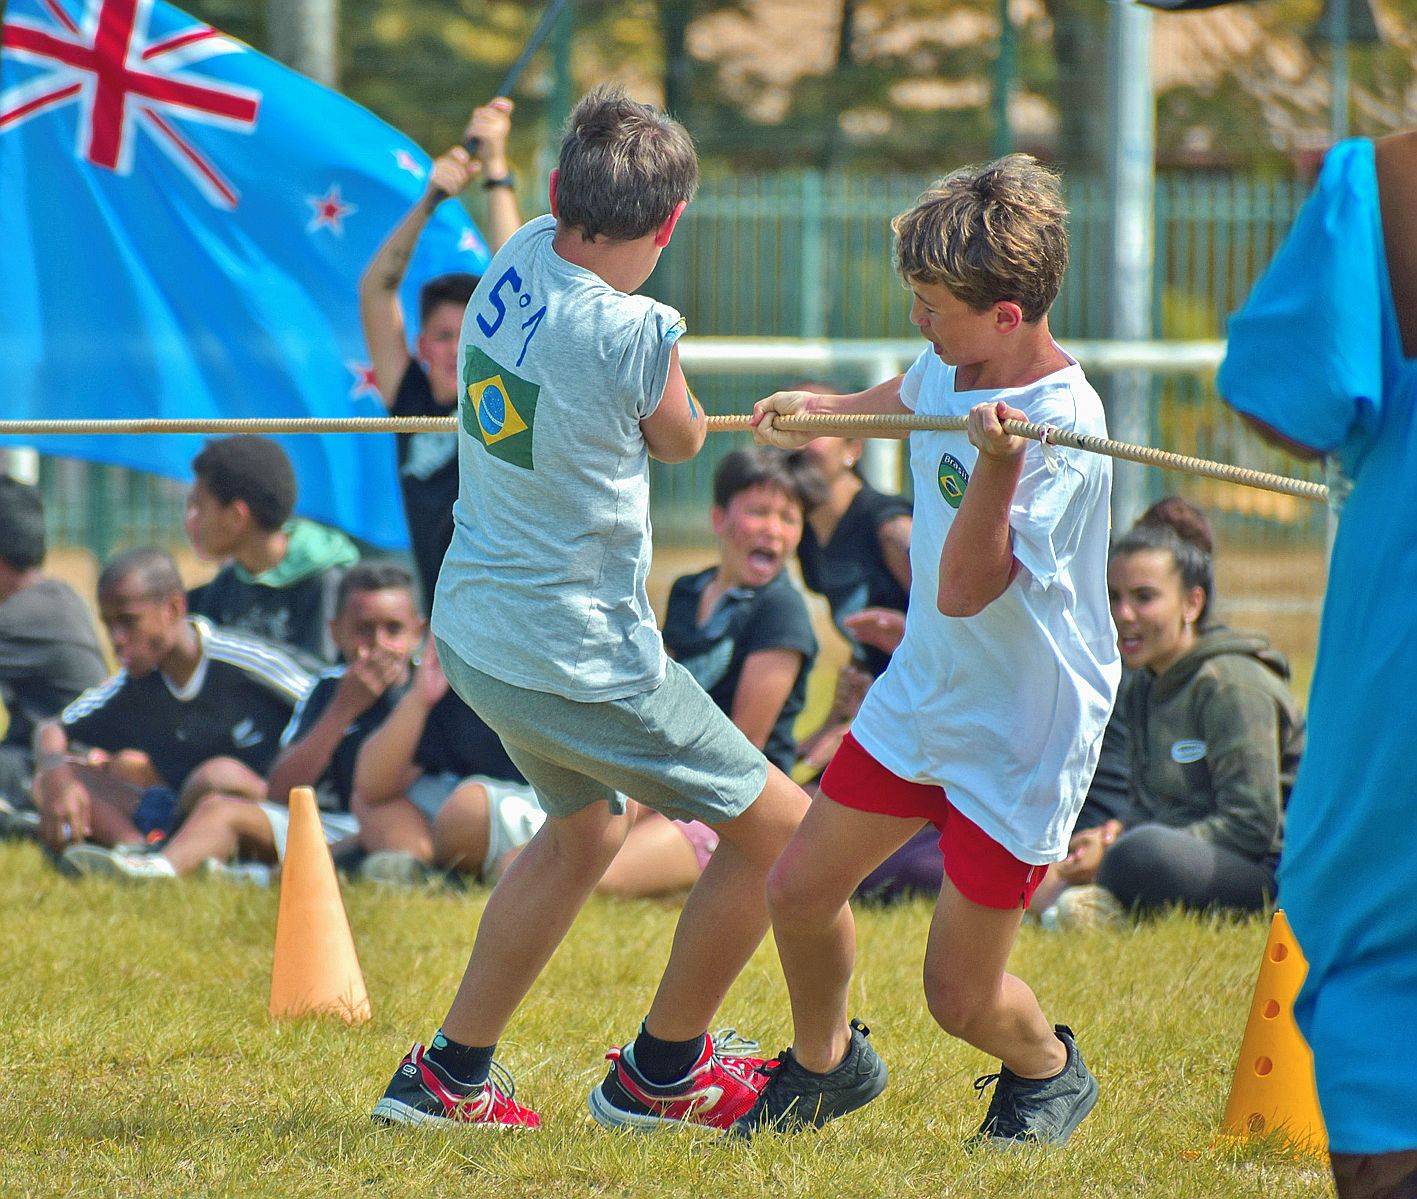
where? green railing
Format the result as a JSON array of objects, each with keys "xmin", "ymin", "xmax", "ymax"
[{"xmin": 27, "ymin": 168, "xmax": 1312, "ymax": 561}]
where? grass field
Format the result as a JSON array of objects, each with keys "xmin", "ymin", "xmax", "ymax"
[{"xmin": 0, "ymin": 840, "xmax": 1334, "ymax": 1199}]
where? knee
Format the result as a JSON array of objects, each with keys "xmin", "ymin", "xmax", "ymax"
[
  {"xmin": 190, "ymin": 791, "xmax": 242, "ymax": 821},
  {"xmin": 1097, "ymin": 825, "xmax": 1176, "ymax": 905},
  {"xmin": 182, "ymin": 756, "xmax": 262, "ymax": 808},
  {"xmin": 922, "ymin": 968, "xmax": 990, "ymax": 1039},
  {"xmin": 765, "ymin": 856, "xmax": 846, "ymax": 928}
]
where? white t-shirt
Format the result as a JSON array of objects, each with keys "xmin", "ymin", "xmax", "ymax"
[{"xmin": 848, "ymin": 347, "xmax": 1121, "ymax": 864}]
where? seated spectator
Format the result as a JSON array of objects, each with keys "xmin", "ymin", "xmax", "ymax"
[
  {"xmin": 63, "ymin": 563, "xmax": 420, "ymax": 881},
  {"xmin": 37, "ymin": 547, "xmax": 311, "ymax": 859},
  {"xmin": 596, "ymin": 446, "xmax": 820, "ymax": 899},
  {"xmin": 185, "ymin": 436, "xmax": 359, "ymax": 665},
  {"xmin": 787, "ymin": 383, "xmax": 912, "ymax": 774},
  {"xmin": 0, "ymin": 475, "xmax": 106, "ymax": 830},
  {"xmin": 1039, "ymin": 499, "xmax": 1305, "ymax": 928},
  {"xmin": 352, "ymin": 639, "xmax": 541, "ymax": 885}
]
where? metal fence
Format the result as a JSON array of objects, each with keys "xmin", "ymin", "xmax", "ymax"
[{"xmin": 26, "ymin": 168, "xmax": 1315, "ymax": 561}]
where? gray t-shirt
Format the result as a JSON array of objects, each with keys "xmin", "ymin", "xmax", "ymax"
[
  {"xmin": 432, "ymin": 215, "xmax": 685, "ymax": 701},
  {"xmin": 0, "ymin": 576, "xmax": 106, "ymax": 749}
]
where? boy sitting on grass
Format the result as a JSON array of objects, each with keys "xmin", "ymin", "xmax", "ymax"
[
  {"xmin": 597, "ymin": 445, "xmax": 820, "ymax": 899},
  {"xmin": 63, "ymin": 563, "xmax": 422, "ymax": 881},
  {"xmin": 746, "ymin": 154, "xmax": 1120, "ymax": 1148},
  {"xmin": 41, "ymin": 548, "xmax": 310, "ymax": 858},
  {"xmin": 185, "ymin": 436, "xmax": 359, "ymax": 666}
]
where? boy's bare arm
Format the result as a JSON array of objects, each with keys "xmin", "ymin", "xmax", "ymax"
[
  {"xmin": 752, "ymin": 377, "xmax": 910, "ymax": 450},
  {"xmin": 351, "ymin": 650, "xmax": 444, "ymax": 805},
  {"xmin": 466, "ymin": 98, "xmax": 520, "ymax": 253},
  {"xmin": 640, "ymin": 347, "xmax": 706, "ymax": 463},
  {"xmin": 359, "ymin": 148, "xmax": 481, "ymax": 403},
  {"xmin": 32, "ymin": 720, "xmax": 89, "ymax": 848},
  {"xmin": 938, "ymin": 401, "xmax": 1026, "ymax": 618},
  {"xmin": 266, "ymin": 654, "xmax": 399, "ymax": 807},
  {"xmin": 728, "ymin": 649, "xmax": 804, "ymax": 750}
]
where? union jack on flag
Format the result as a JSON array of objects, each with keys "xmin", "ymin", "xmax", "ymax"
[{"xmin": 0, "ymin": 0, "xmax": 491, "ymax": 549}]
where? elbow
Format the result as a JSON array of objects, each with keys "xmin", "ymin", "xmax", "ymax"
[
  {"xmin": 649, "ymin": 434, "xmax": 706, "ymax": 465},
  {"xmin": 936, "ymin": 580, "xmax": 988, "ymax": 618}
]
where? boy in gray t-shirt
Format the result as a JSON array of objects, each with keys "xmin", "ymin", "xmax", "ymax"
[{"xmin": 371, "ymin": 86, "xmax": 809, "ymax": 1134}]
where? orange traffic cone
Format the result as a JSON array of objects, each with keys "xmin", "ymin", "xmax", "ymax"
[
  {"xmin": 1216, "ymin": 909, "xmax": 1326, "ymax": 1155},
  {"xmin": 268, "ymin": 786, "xmax": 371, "ymax": 1023}
]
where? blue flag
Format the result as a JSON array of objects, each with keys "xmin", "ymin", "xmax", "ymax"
[{"xmin": 0, "ymin": 0, "xmax": 491, "ymax": 549}]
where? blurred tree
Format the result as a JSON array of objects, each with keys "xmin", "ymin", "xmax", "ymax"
[{"xmin": 182, "ymin": 0, "xmax": 1417, "ymax": 174}]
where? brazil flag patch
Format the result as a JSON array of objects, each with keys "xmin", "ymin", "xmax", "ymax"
[
  {"xmin": 461, "ymin": 346, "xmax": 539, "ymax": 470},
  {"xmin": 937, "ymin": 451, "xmax": 969, "ymax": 509}
]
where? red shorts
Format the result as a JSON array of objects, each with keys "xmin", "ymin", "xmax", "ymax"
[{"xmin": 820, "ymin": 732, "xmax": 1047, "ymax": 910}]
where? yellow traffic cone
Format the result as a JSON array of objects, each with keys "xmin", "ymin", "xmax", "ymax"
[
  {"xmin": 268, "ymin": 786, "xmax": 371, "ymax": 1023},
  {"xmin": 1216, "ymin": 909, "xmax": 1326, "ymax": 1155}
]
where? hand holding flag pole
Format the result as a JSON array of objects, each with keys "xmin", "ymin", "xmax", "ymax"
[{"xmin": 431, "ymin": 0, "xmax": 571, "ymax": 199}]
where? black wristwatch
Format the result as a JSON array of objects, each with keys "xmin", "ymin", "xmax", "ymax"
[{"xmin": 482, "ymin": 172, "xmax": 516, "ymax": 191}]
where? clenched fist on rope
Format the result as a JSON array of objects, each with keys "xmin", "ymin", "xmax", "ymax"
[{"xmin": 751, "ymin": 378, "xmax": 915, "ymax": 450}]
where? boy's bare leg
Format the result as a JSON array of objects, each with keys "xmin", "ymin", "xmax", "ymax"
[
  {"xmin": 923, "ymin": 879, "xmax": 1066, "ymax": 1078},
  {"xmin": 430, "ymin": 782, "xmax": 492, "ymax": 875},
  {"xmin": 162, "ymin": 793, "xmax": 276, "ymax": 875},
  {"xmin": 441, "ymin": 801, "xmax": 628, "ymax": 1047},
  {"xmin": 641, "ymin": 766, "xmax": 808, "ymax": 1041},
  {"xmin": 69, "ymin": 767, "xmax": 144, "ymax": 846},
  {"xmin": 595, "ymin": 812, "xmax": 702, "ymax": 899},
  {"xmin": 356, "ymin": 796, "xmax": 435, "ymax": 861},
  {"xmin": 762, "ymin": 793, "xmax": 923, "ymax": 1072}
]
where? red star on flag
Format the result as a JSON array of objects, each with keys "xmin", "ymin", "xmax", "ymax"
[
  {"xmin": 347, "ymin": 360, "xmax": 380, "ymax": 399},
  {"xmin": 306, "ymin": 183, "xmax": 355, "ymax": 234}
]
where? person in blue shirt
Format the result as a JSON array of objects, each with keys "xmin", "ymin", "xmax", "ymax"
[{"xmin": 1217, "ymin": 129, "xmax": 1417, "ymax": 1199}]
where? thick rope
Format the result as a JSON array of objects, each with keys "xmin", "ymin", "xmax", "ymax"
[{"xmin": 0, "ymin": 412, "xmax": 1327, "ymax": 502}]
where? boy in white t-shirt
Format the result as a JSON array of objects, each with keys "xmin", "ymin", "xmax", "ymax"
[{"xmin": 745, "ymin": 154, "xmax": 1120, "ymax": 1147}]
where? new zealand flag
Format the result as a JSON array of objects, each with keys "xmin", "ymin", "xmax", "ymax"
[{"xmin": 0, "ymin": 0, "xmax": 491, "ymax": 548}]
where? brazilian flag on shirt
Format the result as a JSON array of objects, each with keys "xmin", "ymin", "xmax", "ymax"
[{"xmin": 461, "ymin": 347, "xmax": 539, "ymax": 470}]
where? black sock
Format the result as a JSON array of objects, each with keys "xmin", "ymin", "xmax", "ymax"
[
  {"xmin": 631, "ymin": 1023, "xmax": 706, "ymax": 1084},
  {"xmin": 426, "ymin": 1029, "xmax": 495, "ymax": 1089}
]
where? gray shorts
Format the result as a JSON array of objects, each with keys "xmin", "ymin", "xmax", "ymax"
[{"xmin": 435, "ymin": 637, "xmax": 768, "ymax": 825}]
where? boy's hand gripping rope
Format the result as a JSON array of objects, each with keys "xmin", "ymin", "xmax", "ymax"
[{"xmin": 0, "ymin": 413, "xmax": 1327, "ymax": 502}]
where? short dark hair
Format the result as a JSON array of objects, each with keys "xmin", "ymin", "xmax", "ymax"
[
  {"xmin": 0, "ymin": 475, "xmax": 46, "ymax": 571},
  {"xmin": 1112, "ymin": 498, "xmax": 1215, "ymax": 628},
  {"xmin": 191, "ymin": 436, "xmax": 296, "ymax": 531},
  {"xmin": 713, "ymin": 447, "xmax": 826, "ymax": 512},
  {"xmin": 335, "ymin": 561, "xmax": 415, "ymax": 616},
  {"xmin": 418, "ymin": 272, "xmax": 480, "ymax": 326},
  {"xmin": 556, "ymin": 85, "xmax": 699, "ymax": 241},
  {"xmin": 97, "ymin": 546, "xmax": 184, "ymax": 601}
]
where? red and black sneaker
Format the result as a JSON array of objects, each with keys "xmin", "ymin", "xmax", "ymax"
[
  {"xmin": 372, "ymin": 1043, "xmax": 540, "ymax": 1130},
  {"xmin": 587, "ymin": 1029, "xmax": 775, "ymax": 1131}
]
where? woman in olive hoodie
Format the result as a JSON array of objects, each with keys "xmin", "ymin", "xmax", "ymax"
[{"xmin": 1053, "ymin": 501, "xmax": 1305, "ymax": 919}]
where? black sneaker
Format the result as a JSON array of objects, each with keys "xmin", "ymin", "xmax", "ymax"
[
  {"xmin": 968, "ymin": 1024, "xmax": 1099, "ymax": 1149},
  {"xmin": 371, "ymin": 1043, "xmax": 540, "ymax": 1130},
  {"xmin": 728, "ymin": 1018, "xmax": 887, "ymax": 1139}
]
